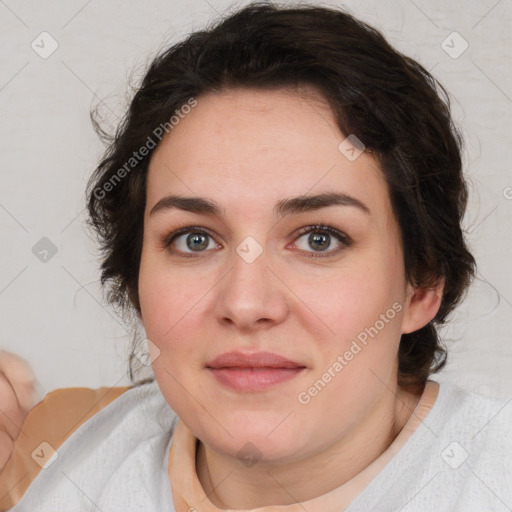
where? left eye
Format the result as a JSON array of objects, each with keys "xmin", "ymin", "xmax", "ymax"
[{"xmin": 293, "ymin": 225, "xmax": 351, "ymax": 257}]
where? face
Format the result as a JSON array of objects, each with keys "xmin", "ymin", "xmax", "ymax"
[{"xmin": 138, "ymin": 86, "xmax": 419, "ymax": 464}]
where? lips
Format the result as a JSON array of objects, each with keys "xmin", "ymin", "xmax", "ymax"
[
  {"xmin": 205, "ymin": 351, "xmax": 306, "ymax": 392},
  {"xmin": 205, "ymin": 351, "xmax": 305, "ymax": 369}
]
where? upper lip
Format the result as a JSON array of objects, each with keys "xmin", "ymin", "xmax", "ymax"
[{"xmin": 206, "ymin": 351, "xmax": 306, "ymax": 369}]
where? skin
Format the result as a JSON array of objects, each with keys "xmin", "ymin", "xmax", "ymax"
[
  {"xmin": 0, "ymin": 351, "xmax": 37, "ymax": 471},
  {"xmin": 137, "ymin": 86, "xmax": 443, "ymax": 508}
]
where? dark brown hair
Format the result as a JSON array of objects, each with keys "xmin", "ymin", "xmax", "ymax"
[{"xmin": 86, "ymin": 2, "xmax": 476, "ymax": 388}]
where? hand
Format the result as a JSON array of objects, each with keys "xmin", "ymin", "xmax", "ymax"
[{"xmin": 0, "ymin": 350, "xmax": 38, "ymax": 471}]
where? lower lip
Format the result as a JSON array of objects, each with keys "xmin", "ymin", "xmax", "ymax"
[{"xmin": 207, "ymin": 367, "xmax": 305, "ymax": 392}]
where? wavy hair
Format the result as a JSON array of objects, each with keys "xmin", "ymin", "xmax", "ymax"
[{"xmin": 86, "ymin": 2, "xmax": 476, "ymax": 388}]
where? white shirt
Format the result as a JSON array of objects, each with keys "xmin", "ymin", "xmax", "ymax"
[{"xmin": 10, "ymin": 378, "xmax": 512, "ymax": 511}]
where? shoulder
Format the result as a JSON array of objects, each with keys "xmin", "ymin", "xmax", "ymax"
[
  {"xmin": 351, "ymin": 380, "xmax": 512, "ymax": 510},
  {"xmin": 2, "ymin": 380, "xmax": 179, "ymax": 511},
  {"xmin": 444, "ymin": 382, "xmax": 512, "ymax": 466},
  {"xmin": 426, "ymin": 380, "xmax": 512, "ymax": 495},
  {"xmin": 0, "ymin": 385, "xmax": 131, "ymax": 511},
  {"xmin": 435, "ymin": 379, "xmax": 512, "ymax": 428},
  {"xmin": 428, "ymin": 379, "xmax": 512, "ymax": 445}
]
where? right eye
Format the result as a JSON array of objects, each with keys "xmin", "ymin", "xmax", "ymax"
[{"xmin": 162, "ymin": 226, "xmax": 220, "ymax": 257}]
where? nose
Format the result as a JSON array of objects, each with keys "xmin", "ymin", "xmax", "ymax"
[{"xmin": 213, "ymin": 244, "xmax": 289, "ymax": 331}]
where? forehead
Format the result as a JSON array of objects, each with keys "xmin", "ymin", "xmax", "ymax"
[{"xmin": 146, "ymin": 87, "xmax": 390, "ymax": 221}]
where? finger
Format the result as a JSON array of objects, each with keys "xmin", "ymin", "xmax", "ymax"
[
  {"xmin": 0, "ymin": 351, "xmax": 37, "ymax": 412},
  {"xmin": 0, "ymin": 371, "xmax": 25, "ymax": 441},
  {"xmin": 0, "ymin": 427, "xmax": 14, "ymax": 472}
]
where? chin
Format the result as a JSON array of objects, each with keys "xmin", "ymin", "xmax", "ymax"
[{"xmin": 200, "ymin": 423, "xmax": 308, "ymax": 466}]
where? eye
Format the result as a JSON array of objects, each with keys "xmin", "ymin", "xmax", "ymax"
[
  {"xmin": 161, "ymin": 224, "xmax": 352, "ymax": 258},
  {"xmin": 292, "ymin": 225, "xmax": 352, "ymax": 257},
  {"xmin": 162, "ymin": 226, "xmax": 219, "ymax": 257}
]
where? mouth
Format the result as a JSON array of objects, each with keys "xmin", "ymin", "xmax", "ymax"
[
  {"xmin": 206, "ymin": 366, "xmax": 306, "ymax": 392},
  {"xmin": 205, "ymin": 350, "xmax": 307, "ymax": 392}
]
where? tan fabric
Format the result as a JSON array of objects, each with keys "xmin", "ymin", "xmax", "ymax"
[
  {"xmin": 169, "ymin": 380, "xmax": 440, "ymax": 512},
  {"xmin": 0, "ymin": 386, "xmax": 131, "ymax": 511}
]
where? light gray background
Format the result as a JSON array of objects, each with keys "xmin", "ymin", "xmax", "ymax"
[{"xmin": 1, "ymin": 0, "xmax": 511, "ymax": 401}]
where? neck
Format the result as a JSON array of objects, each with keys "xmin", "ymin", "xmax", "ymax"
[{"xmin": 196, "ymin": 382, "xmax": 425, "ymax": 509}]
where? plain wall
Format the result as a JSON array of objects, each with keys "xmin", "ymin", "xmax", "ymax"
[{"xmin": 1, "ymin": 0, "xmax": 510, "ymax": 401}]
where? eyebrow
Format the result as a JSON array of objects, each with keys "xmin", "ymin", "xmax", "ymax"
[{"xmin": 149, "ymin": 192, "xmax": 371, "ymax": 218}]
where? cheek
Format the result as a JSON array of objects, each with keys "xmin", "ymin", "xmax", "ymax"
[
  {"xmin": 139, "ymin": 255, "xmax": 186, "ymax": 344},
  {"xmin": 292, "ymin": 268, "xmax": 405, "ymax": 425},
  {"xmin": 138, "ymin": 252, "xmax": 218, "ymax": 370},
  {"xmin": 287, "ymin": 255, "xmax": 406, "ymax": 394},
  {"xmin": 293, "ymin": 261, "xmax": 402, "ymax": 339}
]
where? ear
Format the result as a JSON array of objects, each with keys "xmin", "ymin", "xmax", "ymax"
[{"xmin": 401, "ymin": 277, "xmax": 445, "ymax": 334}]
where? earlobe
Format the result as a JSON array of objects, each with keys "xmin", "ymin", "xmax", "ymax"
[{"xmin": 401, "ymin": 277, "xmax": 444, "ymax": 334}]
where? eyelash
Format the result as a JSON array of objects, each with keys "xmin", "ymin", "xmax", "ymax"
[{"xmin": 160, "ymin": 224, "xmax": 352, "ymax": 259}]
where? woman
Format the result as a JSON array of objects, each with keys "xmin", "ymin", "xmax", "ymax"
[{"xmin": 2, "ymin": 2, "xmax": 511, "ymax": 511}]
